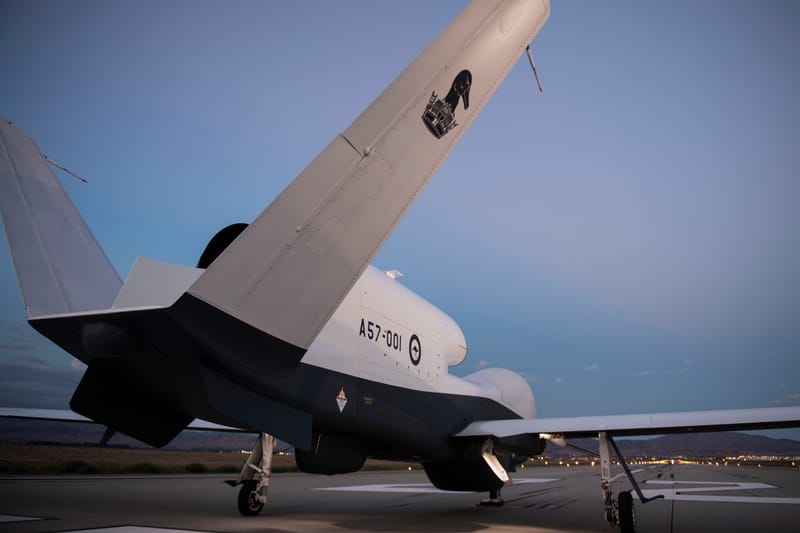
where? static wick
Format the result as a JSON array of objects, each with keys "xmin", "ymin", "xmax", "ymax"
[
  {"xmin": 45, "ymin": 156, "xmax": 88, "ymax": 183},
  {"xmin": 526, "ymin": 45, "xmax": 543, "ymax": 93}
]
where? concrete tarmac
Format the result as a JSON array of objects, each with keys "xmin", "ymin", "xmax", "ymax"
[{"xmin": 0, "ymin": 464, "xmax": 798, "ymax": 532}]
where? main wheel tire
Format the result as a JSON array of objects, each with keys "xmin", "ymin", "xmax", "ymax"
[
  {"xmin": 237, "ymin": 480, "xmax": 264, "ymax": 516},
  {"xmin": 618, "ymin": 491, "xmax": 635, "ymax": 533}
]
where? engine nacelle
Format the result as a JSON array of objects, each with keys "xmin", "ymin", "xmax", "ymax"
[
  {"xmin": 495, "ymin": 433, "xmax": 547, "ymax": 457},
  {"xmin": 294, "ymin": 433, "xmax": 367, "ymax": 475},
  {"xmin": 422, "ymin": 434, "xmax": 546, "ymax": 492}
]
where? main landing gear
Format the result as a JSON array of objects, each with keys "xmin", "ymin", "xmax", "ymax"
[
  {"xmin": 227, "ymin": 432, "xmax": 276, "ymax": 516},
  {"xmin": 598, "ymin": 431, "xmax": 663, "ymax": 533},
  {"xmin": 479, "ymin": 437, "xmax": 510, "ymax": 506}
]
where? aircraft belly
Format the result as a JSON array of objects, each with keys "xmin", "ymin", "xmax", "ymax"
[
  {"xmin": 356, "ymin": 373, "xmax": 521, "ymax": 459},
  {"xmin": 224, "ymin": 360, "xmax": 523, "ymax": 459}
]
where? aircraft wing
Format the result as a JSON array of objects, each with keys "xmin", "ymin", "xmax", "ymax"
[
  {"xmin": 188, "ymin": 0, "xmax": 551, "ymax": 351},
  {"xmin": 454, "ymin": 405, "xmax": 800, "ymax": 439},
  {"xmin": 0, "ymin": 407, "xmax": 243, "ymax": 433}
]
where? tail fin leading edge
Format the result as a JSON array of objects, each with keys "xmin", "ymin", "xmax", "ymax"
[{"xmin": 0, "ymin": 118, "xmax": 121, "ymax": 317}]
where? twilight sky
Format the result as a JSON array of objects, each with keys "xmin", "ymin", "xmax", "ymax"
[{"xmin": 1, "ymin": 1, "xmax": 799, "ymax": 439}]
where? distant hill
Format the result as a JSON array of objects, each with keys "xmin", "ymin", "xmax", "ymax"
[
  {"xmin": 1, "ymin": 419, "xmax": 799, "ymax": 458},
  {"xmin": 547, "ymin": 432, "xmax": 800, "ymax": 459}
]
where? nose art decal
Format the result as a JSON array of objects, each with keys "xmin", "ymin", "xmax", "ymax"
[{"xmin": 422, "ymin": 69, "xmax": 473, "ymax": 139}]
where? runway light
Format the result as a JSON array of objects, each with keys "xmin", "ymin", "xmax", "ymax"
[
  {"xmin": 590, "ymin": 461, "xmax": 595, "ymax": 467},
  {"xmin": 407, "ymin": 466, "xmax": 413, "ymax": 471}
]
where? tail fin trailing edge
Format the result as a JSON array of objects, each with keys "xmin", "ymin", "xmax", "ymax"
[{"xmin": 0, "ymin": 118, "xmax": 121, "ymax": 317}]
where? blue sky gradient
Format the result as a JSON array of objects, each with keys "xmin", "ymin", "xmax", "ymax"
[{"xmin": 1, "ymin": 1, "xmax": 799, "ymax": 438}]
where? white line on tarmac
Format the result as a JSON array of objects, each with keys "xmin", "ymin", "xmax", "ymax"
[
  {"xmin": 63, "ymin": 527, "xmax": 215, "ymax": 533},
  {"xmin": 318, "ymin": 478, "xmax": 559, "ymax": 493},
  {"xmin": 638, "ymin": 480, "xmax": 800, "ymax": 504}
]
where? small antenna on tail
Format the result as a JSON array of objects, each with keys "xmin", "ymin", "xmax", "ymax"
[
  {"xmin": 44, "ymin": 155, "xmax": 89, "ymax": 183},
  {"xmin": 526, "ymin": 45, "xmax": 543, "ymax": 93}
]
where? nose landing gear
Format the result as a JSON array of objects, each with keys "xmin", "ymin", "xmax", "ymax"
[{"xmin": 227, "ymin": 432, "xmax": 276, "ymax": 516}]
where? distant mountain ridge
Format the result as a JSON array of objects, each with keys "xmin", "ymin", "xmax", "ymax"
[
  {"xmin": 549, "ymin": 432, "xmax": 800, "ymax": 459},
  {"xmin": 1, "ymin": 419, "xmax": 799, "ymax": 458}
]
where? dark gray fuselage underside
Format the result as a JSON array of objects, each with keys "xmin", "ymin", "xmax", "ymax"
[{"xmin": 31, "ymin": 293, "xmax": 524, "ymax": 459}]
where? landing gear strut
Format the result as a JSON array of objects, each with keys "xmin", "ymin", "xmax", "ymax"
[
  {"xmin": 598, "ymin": 431, "xmax": 663, "ymax": 533},
  {"xmin": 479, "ymin": 488, "xmax": 504, "ymax": 507},
  {"xmin": 478, "ymin": 438, "xmax": 508, "ymax": 506},
  {"xmin": 228, "ymin": 432, "xmax": 275, "ymax": 516}
]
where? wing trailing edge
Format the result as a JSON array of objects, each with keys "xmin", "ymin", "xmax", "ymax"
[{"xmin": 0, "ymin": 407, "xmax": 244, "ymax": 433}]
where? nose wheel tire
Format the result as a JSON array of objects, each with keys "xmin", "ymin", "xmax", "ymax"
[
  {"xmin": 238, "ymin": 480, "xmax": 264, "ymax": 516},
  {"xmin": 618, "ymin": 491, "xmax": 635, "ymax": 533}
]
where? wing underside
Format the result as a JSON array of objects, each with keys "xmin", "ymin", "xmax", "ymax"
[{"xmin": 454, "ymin": 406, "xmax": 800, "ymax": 440}]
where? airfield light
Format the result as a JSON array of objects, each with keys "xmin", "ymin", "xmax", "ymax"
[
  {"xmin": 591, "ymin": 461, "xmax": 595, "ymax": 467},
  {"xmin": 544, "ymin": 460, "xmax": 549, "ymax": 465},
  {"xmin": 407, "ymin": 466, "xmax": 413, "ymax": 471}
]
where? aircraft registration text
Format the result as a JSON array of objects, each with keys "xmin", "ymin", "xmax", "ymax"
[{"xmin": 359, "ymin": 318, "xmax": 403, "ymax": 352}]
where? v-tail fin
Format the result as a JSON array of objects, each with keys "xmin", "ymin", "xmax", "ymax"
[
  {"xmin": 189, "ymin": 0, "xmax": 551, "ymax": 351},
  {"xmin": 0, "ymin": 118, "xmax": 121, "ymax": 317}
]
